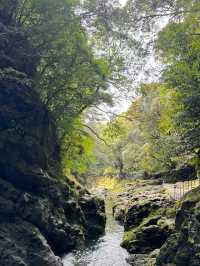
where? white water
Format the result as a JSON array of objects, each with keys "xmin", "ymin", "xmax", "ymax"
[{"xmin": 62, "ymin": 200, "xmax": 129, "ymax": 266}]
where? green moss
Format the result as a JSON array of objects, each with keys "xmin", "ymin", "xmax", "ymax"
[
  {"xmin": 138, "ymin": 209, "xmax": 162, "ymax": 229},
  {"xmin": 187, "ymin": 236, "xmax": 195, "ymax": 245},
  {"xmin": 184, "ymin": 187, "xmax": 200, "ymax": 202},
  {"xmin": 165, "ymin": 203, "xmax": 179, "ymax": 218},
  {"xmin": 95, "ymin": 176, "xmax": 139, "ymax": 193},
  {"xmin": 123, "ymin": 230, "xmax": 135, "ymax": 244}
]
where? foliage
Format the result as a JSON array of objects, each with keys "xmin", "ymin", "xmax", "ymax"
[
  {"xmin": 0, "ymin": 0, "xmax": 113, "ymax": 176},
  {"xmin": 61, "ymin": 118, "xmax": 96, "ymax": 175},
  {"xmin": 95, "ymin": 176, "xmax": 136, "ymax": 193},
  {"xmin": 156, "ymin": 0, "xmax": 200, "ymax": 165},
  {"xmin": 90, "ymin": 83, "xmax": 182, "ymax": 176},
  {"xmin": 88, "ymin": 0, "xmax": 200, "ymax": 178}
]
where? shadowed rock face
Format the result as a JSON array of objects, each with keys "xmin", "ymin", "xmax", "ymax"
[
  {"xmin": 156, "ymin": 187, "xmax": 200, "ymax": 266},
  {"xmin": 0, "ymin": 1, "xmax": 59, "ymax": 178},
  {"xmin": 0, "ymin": 6, "xmax": 106, "ymax": 266},
  {"xmin": 0, "ymin": 170, "xmax": 106, "ymax": 266},
  {"xmin": 0, "ymin": 71, "xmax": 60, "ymax": 178},
  {"xmin": 0, "ymin": 219, "xmax": 63, "ymax": 266}
]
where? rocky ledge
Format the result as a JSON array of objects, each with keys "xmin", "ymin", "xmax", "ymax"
[{"xmin": 113, "ymin": 180, "xmax": 176, "ymax": 266}]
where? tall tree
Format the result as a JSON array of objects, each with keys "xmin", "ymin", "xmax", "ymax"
[
  {"xmin": 0, "ymin": 0, "xmax": 112, "ymax": 175},
  {"xmin": 156, "ymin": 0, "xmax": 200, "ymax": 165}
]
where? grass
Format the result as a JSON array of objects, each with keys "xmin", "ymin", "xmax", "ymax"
[{"xmin": 95, "ymin": 176, "xmax": 137, "ymax": 193}]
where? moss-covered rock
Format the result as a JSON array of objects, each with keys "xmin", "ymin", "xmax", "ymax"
[
  {"xmin": 113, "ymin": 180, "xmax": 175, "ymax": 265},
  {"xmin": 156, "ymin": 187, "xmax": 200, "ymax": 266},
  {"xmin": 121, "ymin": 211, "xmax": 174, "ymax": 254}
]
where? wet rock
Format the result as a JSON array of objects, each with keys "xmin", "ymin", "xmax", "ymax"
[
  {"xmin": 0, "ymin": 171, "xmax": 106, "ymax": 265},
  {"xmin": 113, "ymin": 202, "xmax": 127, "ymax": 223},
  {"xmin": 127, "ymin": 249, "xmax": 159, "ymax": 266},
  {"xmin": 79, "ymin": 194, "xmax": 106, "ymax": 238}
]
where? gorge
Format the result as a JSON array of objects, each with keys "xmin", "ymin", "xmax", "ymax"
[{"xmin": 1, "ymin": 1, "xmax": 200, "ymax": 266}]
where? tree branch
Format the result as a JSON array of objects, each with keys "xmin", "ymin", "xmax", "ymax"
[{"xmin": 83, "ymin": 124, "xmax": 110, "ymax": 146}]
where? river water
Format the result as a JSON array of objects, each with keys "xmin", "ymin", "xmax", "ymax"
[{"xmin": 62, "ymin": 199, "xmax": 129, "ymax": 266}]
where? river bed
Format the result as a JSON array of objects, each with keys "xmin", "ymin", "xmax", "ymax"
[{"xmin": 62, "ymin": 199, "xmax": 129, "ymax": 266}]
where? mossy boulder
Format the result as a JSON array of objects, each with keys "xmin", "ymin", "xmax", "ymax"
[
  {"xmin": 122, "ymin": 214, "xmax": 174, "ymax": 254},
  {"xmin": 113, "ymin": 181, "xmax": 175, "ymax": 265}
]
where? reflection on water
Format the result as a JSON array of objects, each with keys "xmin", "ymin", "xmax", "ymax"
[{"xmin": 62, "ymin": 199, "xmax": 129, "ymax": 266}]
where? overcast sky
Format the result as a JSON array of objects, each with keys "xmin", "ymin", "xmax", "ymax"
[
  {"xmin": 119, "ymin": 0, "xmax": 128, "ymax": 6},
  {"xmin": 106, "ymin": 0, "xmax": 167, "ymax": 119},
  {"xmin": 87, "ymin": 0, "xmax": 166, "ymax": 122}
]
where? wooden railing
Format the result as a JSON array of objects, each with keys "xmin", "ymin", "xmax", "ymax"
[{"xmin": 164, "ymin": 179, "xmax": 200, "ymax": 200}]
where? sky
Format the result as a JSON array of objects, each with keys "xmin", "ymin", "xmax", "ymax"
[
  {"xmin": 105, "ymin": 1, "xmax": 168, "ymax": 119},
  {"xmin": 119, "ymin": 0, "xmax": 128, "ymax": 6},
  {"xmin": 87, "ymin": 0, "xmax": 167, "ymax": 122}
]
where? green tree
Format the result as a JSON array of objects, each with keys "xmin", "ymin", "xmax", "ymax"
[
  {"xmin": 0, "ymin": 0, "xmax": 111, "ymax": 176},
  {"xmin": 156, "ymin": 1, "xmax": 200, "ymax": 165}
]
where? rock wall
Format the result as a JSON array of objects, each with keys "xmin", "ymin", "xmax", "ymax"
[
  {"xmin": 0, "ymin": 6, "xmax": 106, "ymax": 266},
  {"xmin": 156, "ymin": 187, "xmax": 200, "ymax": 266},
  {"xmin": 0, "ymin": 72, "xmax": 106, "ymax": 266}
]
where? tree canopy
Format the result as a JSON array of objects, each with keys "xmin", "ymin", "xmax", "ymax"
[{"xmin": 87, "ymin": 0, "xmax": 200, "ymax": 178}]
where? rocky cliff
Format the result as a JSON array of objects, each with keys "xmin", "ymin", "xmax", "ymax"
[
  {"xmin": 156, "ymin": 187, "xmax": 200, "ymax": 266},
  {"xmin": 0, "ymin": 6, "xmax": 106, "ymax": 266}
]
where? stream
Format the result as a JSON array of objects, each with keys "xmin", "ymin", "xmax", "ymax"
[{"xmin": 62, "ymin": 199, "xmax": 129, "ymax": 266}]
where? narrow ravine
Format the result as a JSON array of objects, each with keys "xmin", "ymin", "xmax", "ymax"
[{"xmin": 63, "ymin": 198, "xmax": 129, "ymax": 266}]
